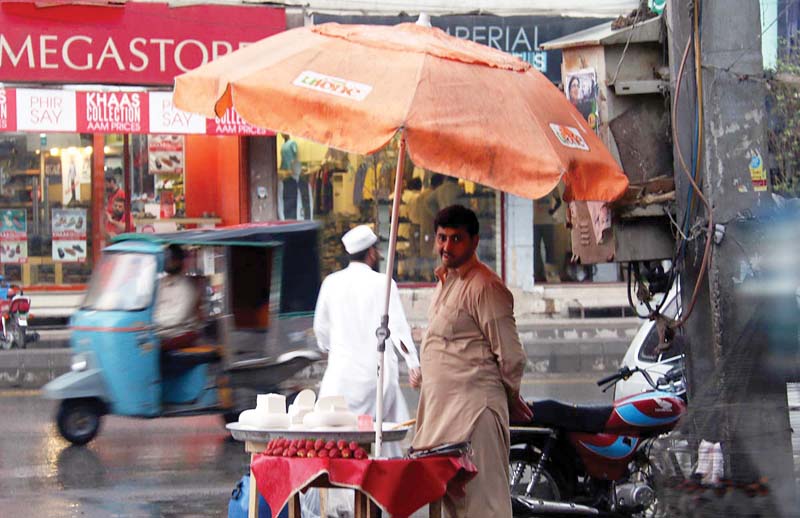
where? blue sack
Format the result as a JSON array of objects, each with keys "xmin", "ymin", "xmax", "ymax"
[{"xmin": 228, "ymin": 474, "xmax": 288, "ymax": 518}]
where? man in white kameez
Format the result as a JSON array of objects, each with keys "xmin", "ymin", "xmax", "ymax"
[
  {"xmin": 314, "ymin": 224, "xmax": 421, "ymax": 446},
  {"xmin": 306, "ymin": 225, "xmax": 421, "ymax": 517}
]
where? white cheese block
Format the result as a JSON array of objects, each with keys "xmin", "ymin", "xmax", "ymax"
[
  {"xmin": 238, "ymin": 408, "xmax": 290, "ymax": 429},
  {"xmin": 295, "ymin": 389, "xmax": 316, "ymax": 409},
  {"xmin": 257, "ymin": 393, "xmax": 286, "ymax": 414},
  {"xmin": 315, "ymin": 395, "xmax": 348, "ymax": 412},
  {"xmin": 303, "ymin": 410, "xmax": 358, "ymax": 428},
  {"xmin": 288, "ymin": 404, "xmax": 312, "ymax": 425},
  {"xmin": 238, "ymin": 409, "xmax": 258, "ymax": 427},
  {"xmin": 254, "ymin": 413, "xmax": 290, "ymax": 429}
]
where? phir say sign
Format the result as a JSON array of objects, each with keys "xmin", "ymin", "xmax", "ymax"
[
  {"xmin": 16, "ymin": 89, "xmax": 76, "ymax": 132},
  {"xmin": 148, "ymin": 91, "xmax": 205, "ymax": 134}
]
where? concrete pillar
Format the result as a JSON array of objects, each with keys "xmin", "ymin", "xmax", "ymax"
[
  {"xmin": 504, "ymin": 194, "xmax": 534, "ymax": 291},
  {"xmin": 668, "ymin": 0, "xmax": 795, "ymax": 512}
]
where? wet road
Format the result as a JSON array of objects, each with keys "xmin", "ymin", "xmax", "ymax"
[
  {"xmin": 0, "ymin": 375, "xmax": 606, "ymax": 518},
  {"xmin": 0, "ymin": 391, "xmax": 248, "ymax": 517}
]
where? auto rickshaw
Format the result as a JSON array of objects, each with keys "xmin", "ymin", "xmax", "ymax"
[{"xmin": 43, "ymin": 222, "xmax": 323, "ymax": 445}]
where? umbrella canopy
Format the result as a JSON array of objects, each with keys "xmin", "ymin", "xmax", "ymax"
[
  {"xmin": 174, "ymin": 22, "xmax": 628, "ymax": 202},
  {"xmin": 174, "ymin": 21, "xmax": 630, "ymax": 456}
]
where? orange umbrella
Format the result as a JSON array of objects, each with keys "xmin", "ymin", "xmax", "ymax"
[
  {"xmin": 174, "ymin": 22, "xmax": 627, "ymax": 203},
  {"xmin": 174, "ymin": 21, "xmax": 628, "ymax": 455}
]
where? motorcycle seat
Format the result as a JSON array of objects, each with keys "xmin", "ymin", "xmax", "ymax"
[{"xmin": 528, "ymin": 400, "xmax": 614, "ymax": 434}]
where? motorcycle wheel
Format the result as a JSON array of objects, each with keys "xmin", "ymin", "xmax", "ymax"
[
  {"xmin": 57, "ymin": 399, "xmax": 103, "ymax": 446},
  {"xmin": 509, "ymin": 447, "xmax": 571, "ymax": 501}
]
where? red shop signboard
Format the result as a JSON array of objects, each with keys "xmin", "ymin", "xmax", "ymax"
[
  {"xmin": 0, "ymin": 1, "xmax": 285, "ymax": 85},
  {"xmin": 0, "ymin": 88, "xmax": 15, "ymax": 131},
  {"xmin": 2, "ymin": 87, "xmax": 274, "ymax": 136}
]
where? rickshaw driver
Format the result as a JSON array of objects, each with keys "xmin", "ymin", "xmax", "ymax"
[{"xmin": 154, "ymin": 244, "xmax": 203, "ymax": 350}]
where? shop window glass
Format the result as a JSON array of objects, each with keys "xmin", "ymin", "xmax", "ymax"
[
  {"xmin": 277, "ymin": 135, "xmax": 498, "ymax": 282},
  {"xmin": 0, "ymin": 132, "xmax": 94, "ymax": 285},
  {"xmin": 110, "ymin": 133, "xmax": 185, "ymax": 235}
]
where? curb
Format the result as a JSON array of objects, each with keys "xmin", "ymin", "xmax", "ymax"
[
  {"xmin": 0, "ymin": 348, "xmax": 72, "ymax": 389},
  {"xmin": 0, "ymin": 336, "xmax": 632, "ymax": 390}
]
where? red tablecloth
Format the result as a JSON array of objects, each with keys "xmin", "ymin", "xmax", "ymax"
[{"xmin": 251, "ymin": 455, "xmax": 477, "ymax": 518}]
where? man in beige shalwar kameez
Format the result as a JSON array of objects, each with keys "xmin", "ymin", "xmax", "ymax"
[{"xmin": 412, "ymin": 204, "xmax": 532, "ymax": 518}]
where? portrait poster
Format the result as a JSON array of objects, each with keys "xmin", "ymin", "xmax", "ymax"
[{"xmin": 565, "ymin": 68, "xmax": 600, "ymax": 134}]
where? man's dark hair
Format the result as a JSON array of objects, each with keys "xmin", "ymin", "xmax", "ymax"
[
  {"xmin": 105, "ymin": 174, "xmax": 118, "ymax": 185},
  {"xmin": 165, "ymin": 244, "xmax": 185, "ymax": 263},
  {"xmin": 348, "ymin": 246, "xmax": 372, "ymax": 263},
  {"xmin": 430, "ymin": 174, "xmax": 445, "ymax": 188},
  {"xmin": 434, "ymin": 205, "xmax": 479, "ymax": 236},
  {"xmin": 407, "ymin": 177, "xmax": 422, "ymax": 191}
]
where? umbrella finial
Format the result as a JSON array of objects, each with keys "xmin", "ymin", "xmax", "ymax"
[{"xmin": 416, "ymin": 12, "xmax": 432, "ymax": 28}]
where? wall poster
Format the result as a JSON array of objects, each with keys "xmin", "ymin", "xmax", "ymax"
[
  {"xmin": 52, "ymin": 208, "xmax": 87, "ymax": 262},
  {"xmin": 0, "ymin": 209, "xmax": 27, "ymax": 263},
  {"xmin": 565, "ymin": 68, "xmax": 600, "ymax": 134},
  {"xmin": 148, "ymin": 134, "xmax": 185, "ymax": 175}
]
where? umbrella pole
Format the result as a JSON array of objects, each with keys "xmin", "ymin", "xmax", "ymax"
[{"xmin": 375, "ymin": 132, "xmax": 407, "ymax": 458}]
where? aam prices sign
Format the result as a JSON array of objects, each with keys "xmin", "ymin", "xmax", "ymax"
[
  {"xmin": 77, "ymin": 91, "xmax": 147, "ymax": 133},
  {"xmin": 0, "ymin": 2, "xmax": 285, "ymax": 85}
]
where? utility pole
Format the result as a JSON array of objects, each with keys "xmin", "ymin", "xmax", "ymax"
[{"xmin": 667, "ymin": 0, "xmax": 796, "ymax": 513}]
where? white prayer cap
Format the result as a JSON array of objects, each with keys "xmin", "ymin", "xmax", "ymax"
[{"xmin": 342, "ymin": 225, "xmax": 378, "ymax": 254}]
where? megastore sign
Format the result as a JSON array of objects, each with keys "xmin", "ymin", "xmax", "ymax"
[{"xmin": 0, "ymin": 1, "xmax": 285, "ymax": 85}]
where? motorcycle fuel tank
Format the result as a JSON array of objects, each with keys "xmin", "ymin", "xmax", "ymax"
[
  {"xmin": 606, "ymin": 391, "xmax": 686, "ymax": 435},
  {"xmin": 570, "ymin": 432, "xmax": 640, "ymax": 480}
]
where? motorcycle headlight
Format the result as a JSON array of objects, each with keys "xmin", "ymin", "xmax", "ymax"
[{"xmin": 70, "ymin": 354, "xmax": 88, "ymax": 372}]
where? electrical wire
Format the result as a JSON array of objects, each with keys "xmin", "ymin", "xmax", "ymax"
[
  {"xmin": 670, "ymin": 1, "xmax": 714, "ymax": 329},
  {"xmin": 631, "ymin": 0, "xmax": 709, "ymax": 325}
]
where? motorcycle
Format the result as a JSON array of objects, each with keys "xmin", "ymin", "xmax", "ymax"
[
  {"xmin": 510, "ymin": 361, "xmax": 687, "ymax": 517},
  {"xmin": 0, "ymin": 279, "xmax": 38, "ymax": 350}
]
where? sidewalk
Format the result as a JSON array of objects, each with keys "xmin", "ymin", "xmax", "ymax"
[
  {"xmin": 0, "ymin": 318, "xmax": 640, "ymax": 390},
  {"xmin": 1, "ymin": 284, "xmax": 642, "ymax": 389}
]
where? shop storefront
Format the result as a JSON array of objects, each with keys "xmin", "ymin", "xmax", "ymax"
[
  {"xmin": 275, "ymin": 135, "xmax": 499, "ymax": 282},
  {"xmin": 308, "ymin": 13, "xmax": 616, "ymax": 285},
  {"xmin": 0, "ymin": 1, "xmax": 285, "ymax": 286}
]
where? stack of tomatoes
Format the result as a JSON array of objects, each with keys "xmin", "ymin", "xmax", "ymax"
[{"xmin": 265, "ymin": 438, "xmax": 369, "ymax": 460}]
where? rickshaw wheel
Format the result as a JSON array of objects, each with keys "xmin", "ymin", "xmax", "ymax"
[{"xmin": 57, "ymin": 399, "xmax": 103, "ymax": 446}]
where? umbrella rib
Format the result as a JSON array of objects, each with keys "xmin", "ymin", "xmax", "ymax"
[{"xmin": 400, "ymin": 52, "xmax": 433, "ymax": 131}]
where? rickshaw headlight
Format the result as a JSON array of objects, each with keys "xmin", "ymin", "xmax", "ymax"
[{"xmin": 70, "ymin": 354, "xmax": 88, "ymax": 372}]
